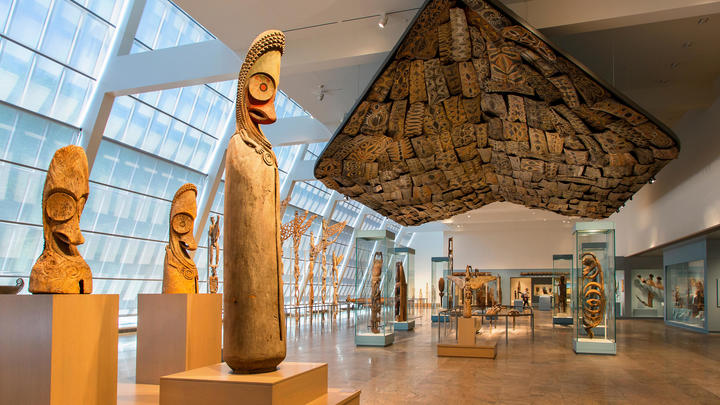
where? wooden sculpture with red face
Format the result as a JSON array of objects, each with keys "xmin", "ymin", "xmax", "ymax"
[
  {"xmin": 162, "ymin": 183, "xmax": 198, "ymax": 294},
  {"xmin": 224, "ymin": 30, "xmax": 286, "ymax": 374},
  {"xmin": 30, "ymin": 145, "xmax": 91, "ymax": 294}
]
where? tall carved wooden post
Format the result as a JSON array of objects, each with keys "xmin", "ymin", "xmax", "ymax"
[
  {"xmin": 281, "ymin": 210, "xmax": 315, "ymax": 324},
  {"xmin": 29, "ymin": 145, "xmax": 91, "ymax": 294},
  {"xmin": 332, "ymin": 252, "xmax": 344, "ymax": 319},
  {"xmin": 370, "ymin": 252, "xmax": 383, "ymax": 333},
  {"xmin": 395, "ymin": 262, "xmax": 407, "ymax": 322},
  {"xmin": 307, "ymin": 232, "xmax": 320, "ymax": 319},
  {"xmin": 319, "ymin": 219, "xmax": 346, "ymax": 316},
  {"xmin": 162, "ymin": 183, "xmax": 199, "ymax": 294},
  {"xmin": 224, "ymin": 30, "xmax": 286, "ymax": 374}
]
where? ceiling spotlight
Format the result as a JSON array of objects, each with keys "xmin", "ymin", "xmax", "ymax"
[
  {"xmin": 682, "ymin": 41, "xmax": 694, "ymax": 48},
  {"xmin": 649, "ymin": 177, "xmax": 656, "ymax": 184},
  {"xmin": 378, "ymin": 13, "xmax": 388, "ymax": 28},
  {"xmin": 669, "ymin": 62, "xmax": 680, "ymax": 69},
  {"xmin": 698, "ymin": 17, "xmax": 710, "ymax": 24}
]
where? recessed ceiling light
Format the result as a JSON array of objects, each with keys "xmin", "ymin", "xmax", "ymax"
[
  {"xmin": 669, "ymin": 62, "xmax": 680, "ymax": 69},
  {"xmin": 698, "ymin": 17, "xmax": 710, "ymax": 24},
  {"xmin": 682, "ymin": 41, "xmax": 694, "ymax": 48}
]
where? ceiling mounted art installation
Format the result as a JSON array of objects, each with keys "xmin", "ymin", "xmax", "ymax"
[{"xmin": 314, "ymin": 0, "xmax": 680, "ymax": 226}]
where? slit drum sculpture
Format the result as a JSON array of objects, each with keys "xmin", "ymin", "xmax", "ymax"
[
  {"xmin": 223, "ymin": 30, "xmax": 287, "ymax": 374},
  {"xmin": 162, "ymin": 183, "xmax": 199, "ymax": 294},
  {"xmin": 30, "ymin": 145, "xmax": 91, "ymax": 294}
]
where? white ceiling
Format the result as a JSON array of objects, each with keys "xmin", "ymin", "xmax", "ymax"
[{"xmin": 173, "ymin": 0, "xmax": 720, "ymax": 227}]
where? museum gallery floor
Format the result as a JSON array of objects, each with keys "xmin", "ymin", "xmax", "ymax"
[{"xmin": 117, "ymin": 311, "xmax": 720, "ymax": 404}]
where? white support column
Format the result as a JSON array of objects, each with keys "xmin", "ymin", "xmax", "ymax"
[
  {"xmin": 192, "ymin": 117, "xmax": 234, "ymax": 244},
  {"xmin": 81, "ymin": 0, "xmax": 147, "ymax": 170}
]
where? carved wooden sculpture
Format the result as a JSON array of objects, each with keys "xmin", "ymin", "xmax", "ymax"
[
  {"xmin": 314, "ymin": 0, "xmax": 680, "ymax": 225},
  {"xmin": 438, "ymin": 277, "xmax": 445, "ymax": 308},
  {"xmin": 370, "ymin": 252, "xmax": 383, "ymax": 333},
  {"xmin": 207, "ymin": 215, "xmax": 220, "ymax": 293},
  {"xmin": 558, "ymin": 274, "xmax": 567, "ymax": 312},
  {"xmin": 462, "ymin": 266, "xmax": 473, "ymax": 318},
  {"xmin": 581, "ymin": 252, "xmax": 605, "ymax": 338},
  {"xmin": 224, "ymin": 30, "xmax": 286, "ymax": 374},
  {"xmin": 30, "ymin": 145, "xmax": 91, "ymax": 294},
  {"xmin": 319, "ymin": 219, "xmax": 347, "ymax": 307},
  {"xmin": 395, "ymin": 262, "xmax": 408, "ymax": 322},
  {"xmin": 281, "ymin": 210, "xmax": 316, "ymax": 323},
  {"xmin": 332, "ymin": 252, "xmax": 344, "ymax": 319},
  {"xmin": 163, "ymin": 183, "xmax": 199, "ymax": 294},
  {"xmin": 307, "ymin": 232, "xmax": 321, "ymax": 315}
]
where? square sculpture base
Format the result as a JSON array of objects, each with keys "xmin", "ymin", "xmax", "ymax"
[
  {"xmin": 355, "ymin": 332, "xmax": 394, "ymax": 346},
  {"xmin": 552, "ymin": 316, "xmax": 573, "ymax": 325},
  {"xmin": 538, "ymin": 295, "xmax": 552, "ymax": 311},
  {"xmin": 457, "ymin": 317, "xmax": 477, "ymax": 346},
  {"xmin": 437, "ymin": 342, "xmax": 497, "ymax": 359},
  {"xmin": 0, "ymin": 294, "xmax": 119, "ymax": 405},
  {"xmin": 393, "ymin": 320, "xmax": 415, "ymax": 331},
  {"xmin": 573, "ymin": 338, "xmax": 617, "ymax": 355},
  {"xmin": 160, "ymin": 362, "xmax": 360, "ymax": 405},
  {"xmin": 136, "ymin": 293, "xmax": 222, "ymax": 384}
]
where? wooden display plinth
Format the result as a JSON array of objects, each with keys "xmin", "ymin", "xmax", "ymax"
[
  {"xmin": 0, "ymin": 294, "xmax": 119, "ymax": 405},
  {"xmin": 160, "ymin": 362, "xmax": 360, "ymax": 405},
  {"xmin": 393, "ymin": 320, "xmax": 415, "ymax": 331},
  {"xmin": 437, "ymin": 342, "xmax": 497, "ymax": 358},
  {"xmin": 136, "ymin": 293, "xmax": 222, "ymax": 384},
  {"xmin": 437, "ymin": 317, "xmax": 496, "ymax": 358}
]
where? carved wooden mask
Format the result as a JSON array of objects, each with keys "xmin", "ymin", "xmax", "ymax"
[{"xmin": 169, "ymin": 183, "xmax": 198, "ymax": 266}]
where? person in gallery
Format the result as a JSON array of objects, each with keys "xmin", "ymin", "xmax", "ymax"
[{"xmin": 522, "ymin": 288, "xmax": 530, "ymax": 308}]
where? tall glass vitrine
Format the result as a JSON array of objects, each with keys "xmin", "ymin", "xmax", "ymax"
[
  {"xmin": 431, "ymin": 257, "xmax": 450, "ymax": 322},
  {"xmin": 573, "ymin": 222, "xmax": 616, "ymax": 355},
  {"xmin": 552, "ymin": 254, "xmax": 573, "ymax": 325},
  {"xmin": 395, "ymin": 247, "xmax": 416, "ymax": 322},
  {"xmin": 354, "ymin": 230, "xmax": 395, "ymax": 346}
]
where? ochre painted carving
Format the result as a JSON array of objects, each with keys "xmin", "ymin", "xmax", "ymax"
[
  {"xmin": 224, "ymin": 30, "xmax": 286, "ymax": 374},
  {"xmin": 395, "ymin": 262, "xmax": 408, "ymax": 322},
  {"xmin": 581, "ymin": 252, "xmax": 605, "ymax": 338},
  {"xmin": 315, "ymin": 0, "xmax": 680, "ymax": 225},
  {"xmin": 280, "ymin": 209, "xmax": 316, "ymax": 324},
  {"xmin": 162, "ymin": 183, "xmax": 198, "ymax": 294},
  {"xmin": 370, "ymin": 252, "xmax": 383, "ymax": 333},
  {"xmin": 207, "ymin": 215, "xmax": 220, "ymax": 293},
  {"xmin": 30, "ymin": 145, "xmax": 91, "ymax": 294},
  {"xmin": 332, "ymin": 252, "xmax": 344, "ymax": 320}
]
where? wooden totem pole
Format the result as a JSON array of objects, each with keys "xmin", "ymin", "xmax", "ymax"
[
  {"xmin": 224, "ymin": 30, "xmax": 286, "ymax": 374},
  {"xmin": 332, "ymin": 252, "xmax": 344, "ymax": 319},
  {"xmin": 280, "ymin": 209, "xmax": 315, "ymax": 324},
  {"xmin": 162, "ymin": 183, "xmax": 198, "ymax": 294},
  {"xmin": 319, "ymin": 219, "xmax": 346, "ymax": 310},
  {"xmin": 29, "ymin": 145, "xmax": 91, "ymax": 294}
]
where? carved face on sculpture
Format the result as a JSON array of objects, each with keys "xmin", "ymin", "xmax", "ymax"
[
  {"xmin": 43, "ymin": 145, "xmax": 89, "ymax": 258},
  {"xmin": 237, "ymin": 31, "xmax": 284, "ymax": 133},
  {"xmin": 169, "ymin": 184, "xmax": 198, "ymax": 262}
]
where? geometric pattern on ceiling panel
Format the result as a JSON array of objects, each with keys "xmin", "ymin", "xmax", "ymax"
[{"xmin": 314, "ymin": 0, "xmax": 680, "ymax": 226}]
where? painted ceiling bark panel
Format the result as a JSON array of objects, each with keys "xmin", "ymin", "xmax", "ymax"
[{"xmin": 314, "ymin": 0, "xmax": 680, "ymax": 226}]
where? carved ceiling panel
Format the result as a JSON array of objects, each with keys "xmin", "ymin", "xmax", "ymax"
[{"xmin": 314, "ymin": 0, "xmax": 679, "ymax": 226}]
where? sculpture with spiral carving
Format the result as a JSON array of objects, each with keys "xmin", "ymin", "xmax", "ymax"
[{"xmin": 581, "ymin": 252, "xmax": 606, "ymax": 338}]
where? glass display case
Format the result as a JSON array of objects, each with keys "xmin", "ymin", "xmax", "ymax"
[
  {"xmin": 666, "ymin": 260, "xmax": 705, "ymax": 330},
  {"xmin": 354, "ymin": 230, "xmax": 396, "ymax": 346},
  {"xmin": 394, "ymin": 247, "xmax": 416, "ymax": 329},
  {"xmin": 552, "ymin": 254, "xmax": 573, "ymax": 325},
  {"xmin": 573, "ymin": 222, "xmax": 616, "ymax": 355},
  {"xmin": 630, "ymin": 269, "xmax": 664, "ymax": 318},
  {"xmin": 616, "ymin": 270, "xmax": 625, "ymax": 317},
  {"xmin": 431, "ymin": 257, "xmax": 450, "ymax": 322}
]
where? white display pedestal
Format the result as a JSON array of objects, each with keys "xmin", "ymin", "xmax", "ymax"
[
  {"xmin": 538, "ymin": 295, "xmax": 551, "ymax": 311},
  {"xmin": 437, "ymin": 317, "xmax": 496, "ymax": 358},
  {"xmin": 136, "ymin": 293, "xmax": 222, "ymax": 384},
  {"xmin": 573, "ymin": 338, "xmax": 616, "ymax": 355},
  {"xmin": 0, "ymin": 294, "xmax": 118, "ymax": 405},
  {"xmin": 393, "ymin": 320, "xmax": 415, "ymax": 331},
  {"xmin": 159, "ymin": 362, "xmax": 360, "ymax": 405},
  {"xmin": 355, "ymin": 332, "xmax": 394, "ymax": 346}
]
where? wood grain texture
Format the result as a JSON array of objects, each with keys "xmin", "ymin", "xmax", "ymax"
[{"xmin": 316, "ymin": 0, "xmax": 679, "ymax": 225}]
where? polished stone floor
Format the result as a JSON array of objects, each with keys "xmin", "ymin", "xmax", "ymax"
[{"xmin": 119, "ymin": 308, "xmax": 720, "ymax": 404}]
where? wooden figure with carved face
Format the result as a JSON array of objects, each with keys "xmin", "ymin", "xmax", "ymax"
[
  {"xmin": 162, "ymin": 183, "xmax": 198, "ymax": 294},
  {"xmin": 30, "ymin": 145, "xmax": 91, "ymax": 294},
  {"xmin": 224, "ymin": 30, "xmax": 286, "ymax": 374}
]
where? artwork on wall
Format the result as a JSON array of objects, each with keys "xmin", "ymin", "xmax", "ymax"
[
  {"xmin": 631, "ymin": 269, "xmax": 664, "ymax": 317},
  {"xmin": 314, "ymin": 0, "xmax": 680, "ymax": 226}
]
